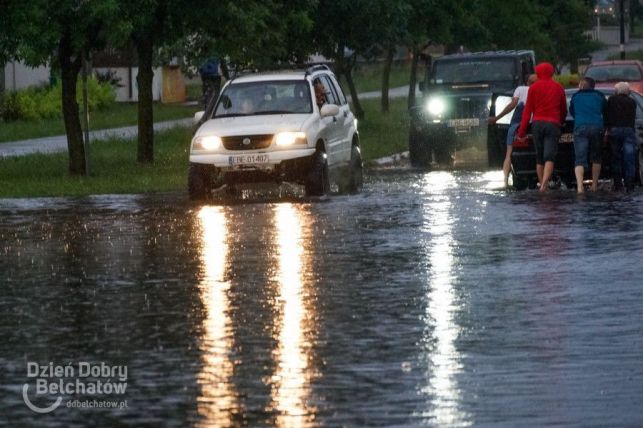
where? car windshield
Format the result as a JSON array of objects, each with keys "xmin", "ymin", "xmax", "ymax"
[
  {"xmin": 585, "ymin": 65, "xmax": 642, "ymax": 82},
  {"xmin": 432, "ymin": 58, "xmax": 516, "ymax": 84},
  {"xmin": 213, "ymin": 80, "xmax": 312, "ymax": 117}
]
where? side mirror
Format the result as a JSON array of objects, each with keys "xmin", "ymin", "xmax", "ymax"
[
  {"xmin": 194, "ymin": 111, "xmax": 205, "ymax": 124},
  {"xmin": 418, "ymin": 81, "xmax": 425, "ymax": 92},
  {"xmin": 320, "ymin": 104, "xmax": 340, "ymax": 117}
]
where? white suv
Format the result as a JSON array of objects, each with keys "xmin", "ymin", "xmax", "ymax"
[{"xmin": 188, "ymin": 65, "xmax": 362, "ymax": 199}]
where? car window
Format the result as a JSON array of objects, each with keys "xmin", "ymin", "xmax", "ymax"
[
  {"xmin": 494, "ymin": 95, "xmax": 514, "ymax": 125},
  {"xmin": 213, "ymin": 80, "xmax": 312, "ymax": 117},
  {"xmin": 585, "ymin": 65, "xmax": 643, "ymax": 82},
  {"xmin": 319, "ymin": 75, "xmax": 338, "ymax": 105},
  {"xmin": 328, "ymin": 75, "xmax": 347, "ymax": 105},
  {"xmin": 630, "ymin": 92, "xmax": 643, "ymax": 117}
]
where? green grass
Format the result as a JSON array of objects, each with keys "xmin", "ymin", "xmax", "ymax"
[
  {"xmin": 0, "ymin": 126, "xmax": 194, "ymax": 198},
  {"xmin": 0, "ymin": 97, "xmax": 409, "ymax": 198},
  {"xmin": 358, "ymin": 97, "xmax": 409, "ymax": 161},
  {"xmin": 0, "ymin": 103, "xmax": 199, "ymax": 143},
  {"xmin": 340, "ymin": 61, "xmax": 412, "ymax": 93}
]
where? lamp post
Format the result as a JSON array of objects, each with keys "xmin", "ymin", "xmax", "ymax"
[{"xmin": 620, "ymin": 0, "xmax": 626, "ymax": 60}]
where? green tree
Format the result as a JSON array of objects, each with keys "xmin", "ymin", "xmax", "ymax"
[
  {"xmin": 313, "ymin": 0, "xmax": 390, "ymax": 119},
  {"xmin": 535, "ymin": 0, "xmax": 598, "ymax": 72},
  {"xmin": 8, "ymin": 0, "xmax": 120, "ymax": 175},
  {"xmin": 405, "ymin": 0, "xmax": 454, "ymax": 108},
  {"xmin": 118, "ymin": 0, "xmax": 197, "ymax": 164}
]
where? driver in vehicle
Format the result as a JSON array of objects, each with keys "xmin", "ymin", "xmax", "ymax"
[{"xmin": 313, "ymin": 78, "xmax": 327, "ymax": 109}]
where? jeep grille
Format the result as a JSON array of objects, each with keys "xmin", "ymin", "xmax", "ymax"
[
  {"xmin": 222, "ymin": 134, "xmax": 273, "ymax": 150},
  {"xmin": 453, "ymin": 97, "xmax": 489, "ymax": 119}
]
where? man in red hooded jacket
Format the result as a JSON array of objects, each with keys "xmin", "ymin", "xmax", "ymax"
[{"xmin": 517, "ymin": 62, "xmax": 567, "ymax": 192}]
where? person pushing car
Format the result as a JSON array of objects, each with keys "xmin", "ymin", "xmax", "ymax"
[{"xmin": 516, "ymin": 62, "xmax": 567, "ymax": 192}]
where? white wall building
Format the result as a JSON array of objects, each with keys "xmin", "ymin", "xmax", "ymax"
[{"xmin": 1, "ymin": 61, "xmax": 51, "ymax": 92}]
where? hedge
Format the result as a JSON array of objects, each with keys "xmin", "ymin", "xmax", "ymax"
[{"xmin": 1, "ymin": 78, "xmax": 115, "ymax": 121}]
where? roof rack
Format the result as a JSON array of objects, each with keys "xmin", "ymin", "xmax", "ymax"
[{"xmin": 305, "ymin": 64, "xmax": 332, "ymax": 76}]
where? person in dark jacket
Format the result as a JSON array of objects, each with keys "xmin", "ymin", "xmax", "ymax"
[
  {"xmin": 569, "ymin": 77, "xmax": 607, "ymax": 193},
  {"xmin": 517, "ymin": 62, "xmax": 567, "ymax": 192},
  {"xmin": 605, "ymin": 82, "xmax": 638, "ymax": 191}
]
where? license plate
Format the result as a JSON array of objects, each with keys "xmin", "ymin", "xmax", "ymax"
[
  {"xmin": 228, "ymin": 154, "xmax": 269, "ymax": 165},
  {"xmin": 560, "ymin": 133, "xmax": 573, "ymax": 144},
  {"xmin": 447, "ymin": 118, "xmax": 480, "ymax": 128}
]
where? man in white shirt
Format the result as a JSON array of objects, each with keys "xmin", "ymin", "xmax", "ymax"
[{"xmin": 488, "ymin": 74, "xmax": 537, "ymax": 188}]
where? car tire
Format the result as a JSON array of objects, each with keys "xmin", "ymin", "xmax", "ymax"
[
  {"xmin": 188, "ymin": 163, "xmax": 215, "ymax": 200},
  {"xmin": 340, "ymin": 145, "xmax": 363, "ymax": 194},
  {"xmin": 433, "ymin": 146, "xmax": 452, "ymax": 165},
  {"xmin": 305, "ymin": 149, "xmax": 330, "ymax": 196},
  {"xmin": 409, "ymin": 129, "xmax": 430, "ymax": 168},
  {"xmin": 511, "ymin": 167, "xmax": 529, "ymax": 191}
]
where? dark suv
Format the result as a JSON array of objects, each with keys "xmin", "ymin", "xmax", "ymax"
[{"xmin": 409, "ymin": 50, "xmax": 535, "ymax": 168}]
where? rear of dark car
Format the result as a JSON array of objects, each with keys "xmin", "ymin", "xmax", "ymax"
[{"xmin": 506, "ymin": 88, "xmax": 643, "ymax": 189}]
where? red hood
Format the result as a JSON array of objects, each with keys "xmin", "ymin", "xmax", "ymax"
[{"xmin": 535, "ymin": 62, "xmax": 555, "ymax": 80}]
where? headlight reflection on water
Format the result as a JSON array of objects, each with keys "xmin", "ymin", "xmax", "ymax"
[
  {"xmin": 419, "ymin": 172, "xmax": 471, "ymax": 426},
  {"xmin": 196, "ymin": 206, "xmax": 237, "ymax": 426},
  {"xmin": 270, "ymin": 203, "xmax": 316, "ymax": 427}
]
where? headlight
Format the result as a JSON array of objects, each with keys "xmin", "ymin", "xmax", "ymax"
[
  {"xmin": 274, "ymin": 131, "xmax": 307, "ymax": 146},
  {"xmin": 426, "ymin": 98, "xmax": 446, "ymax": 116},
  {"xmin": 192, "ymin": 135, "xmax": 222, "ymax": 151}
]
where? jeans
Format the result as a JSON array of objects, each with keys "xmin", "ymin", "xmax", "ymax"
[
  {"xmin": 573, "ymin": 125, "xmax": 603, "ymax": 168},
  {"xmin": 506, "ymin": 123, "xmax": 519, "ymax": 146},
  {"xmin": 532, "ymin": 121, "xmax": 561, "ymax": 164},
  {"xmin": 608, "ymin": 127, "xmax": 638, "ymax": 186}
]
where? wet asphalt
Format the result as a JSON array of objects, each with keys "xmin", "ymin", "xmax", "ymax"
[{"xmin": 2, "ymin": 169, "xmax": 643, "ymax": 427}]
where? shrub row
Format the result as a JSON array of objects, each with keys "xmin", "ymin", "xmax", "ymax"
[
  {"xmin": 554, "ymin": 74, "xmax": 581, "ymax": 88},
  {"xmin": 1, "ymin": 78, "xmax": 115, "ymax": 121}
]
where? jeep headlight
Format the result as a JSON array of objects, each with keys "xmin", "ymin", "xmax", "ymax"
[
  {"xmin": 192, "ymin": 135, "xmax": 222, "ymax": 151},
  {"xmin": 274, "ymin": 131, "xmax": 307, "ymax": 146},
  {"xmin": 426, "ymin": 98, "xmax": 446, "ymax": 116}
]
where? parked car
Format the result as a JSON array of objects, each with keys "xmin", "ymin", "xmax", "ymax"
[
  {"xmin": 409, "ymin": 50, "xmax": 535, "ymax": 168},
  {"xmin": 488, "ymin": 88, "xmax": 643, "ymax": 190},
  {"xmin": 188, "ymin": 65, "xmax": 362, "ymax": 199},
  {"xmin": 584, "ymin": 60, "xmax": 643, "ymax": 94}
]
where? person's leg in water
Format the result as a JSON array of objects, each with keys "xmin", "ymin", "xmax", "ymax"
[
  {"xmin": 539, "ymin": 123, "xmax": 560, "ymax": 193},
  {"xmin": 503, "ymin": 123, "xmax": 518, "ymax": 188}
]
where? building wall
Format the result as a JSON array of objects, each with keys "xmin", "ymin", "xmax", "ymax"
[
  {"xmin": 94, "ymin": 67, "xmax": 163, "ymax": 102},
  {"xmin": 3, "ymin": 62, "xmax": 50, "ymax": 91}
]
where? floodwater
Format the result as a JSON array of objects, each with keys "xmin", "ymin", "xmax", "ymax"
[{"xmin": 2, "ymin": 170, "xmax": 643, "ymax": 427}]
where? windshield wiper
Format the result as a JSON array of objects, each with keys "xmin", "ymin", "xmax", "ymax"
[
  {"xmin": 254, "ymin": 110, "xmax": 293, "ymax": 115},
  {"xmin": 213, "ymin": 113, "xmax": 252, "ymax": 118}
]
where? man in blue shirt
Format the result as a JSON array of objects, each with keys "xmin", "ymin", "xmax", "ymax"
[{"xmin": 569, "ymin": 77, "xmax": 607, "ymax": 193}]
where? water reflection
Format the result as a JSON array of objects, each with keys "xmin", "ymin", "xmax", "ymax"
[
  {"xmin": 420, "ymin": 172, "xmax": 470, "ymax": 426},
  {"xmin": 196, "ymin": 206, "xmax": 237, "ymax": 426},
  {"xmin": 270, "ymin": 203, "xmax": 316, "ymax": 427}
]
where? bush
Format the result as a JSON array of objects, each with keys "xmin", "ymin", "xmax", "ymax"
[
  {"xmin": 554, "ymin": 74, "xmax": 580, "ymax": 88},
  {"xmin": 1, "ymin": 78, "xmax": 115, "ymax": 121}
]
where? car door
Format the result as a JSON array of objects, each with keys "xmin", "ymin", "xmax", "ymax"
[
  {"xmin": 630, "ymin": 92, "xmax": 643, "ymax": 184},
  {"xmin": 326, "ymin": 74, "xmax": 354, "ymax": 165},
  {"xmin": 318, "ymin": 75, "xmax": 344, "ymax": 166},
  {"xmin": 487, "ymin": 93, "xmax": 514, "ymax": 168}
]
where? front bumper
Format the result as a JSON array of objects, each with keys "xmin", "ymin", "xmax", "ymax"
[
  {"xmin": 190, "ymin": 148, "xmax": 316, "ymax": 170},
  {"xmin": 190, "ymin": 148, "xmax": 317, "ymax": 185}
]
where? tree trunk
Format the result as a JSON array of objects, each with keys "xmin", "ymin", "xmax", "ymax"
[
  {"xmin": 345, "ymin": 69, "xmax": 364, "ymax": 119},
  {"xmin": 59, "ymin": 32, "xmax": 86, "ymax": 175},
  {"xmin": 136, "ymin": 35, "xmax": 155, "ymax": 164},
  {"xmin": 381, "ymin": 47, "xmax": 394, "ymax": 113},
  {"xmin": 408, "ymin": 45, "xmax": 420, "ymax": 109}
]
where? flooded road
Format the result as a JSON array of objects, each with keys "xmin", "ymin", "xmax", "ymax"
[{"xmin": 2, "ymin": 170, "xmax": 643, "ymax": 426}]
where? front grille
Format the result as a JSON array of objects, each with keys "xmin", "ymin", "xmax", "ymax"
[
  {"xmin": 222, "ymin": 134, "xmax": 273, "ymax": 150},
  {"xmin": 451, "ymin": 97, "xmax": 489, "ymax": 120}
]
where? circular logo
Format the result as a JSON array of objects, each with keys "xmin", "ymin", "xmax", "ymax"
[{"xmin": 242, "ymin": 137, "xmax": 251, "ymax": 146}]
